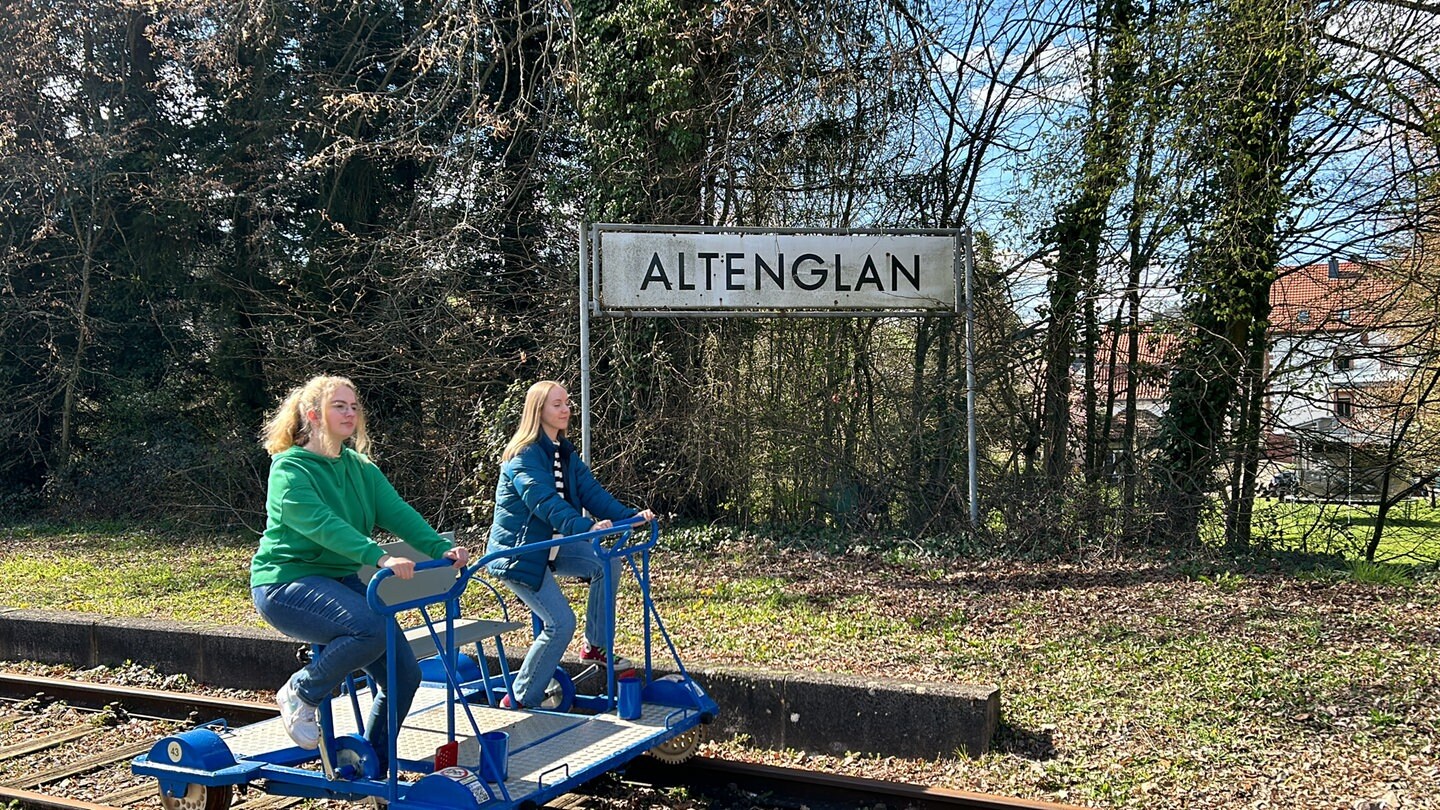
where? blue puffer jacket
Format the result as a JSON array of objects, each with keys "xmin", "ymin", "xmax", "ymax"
[{"xmin": 485, "ymin": 432, "xmax": 637, "ymax": 590}]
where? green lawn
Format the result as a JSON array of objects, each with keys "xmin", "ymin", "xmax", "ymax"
[
  {"xmin": 0, "ymin": 522, "xmax": 642, "ymax": 634},
  {"xmin": 1249, "ymin": 499, "xmax": 1440, "ymax": 564},
  {"xmin": 0, "ymin": 522, "xmax": 258, "ymax": 623}
]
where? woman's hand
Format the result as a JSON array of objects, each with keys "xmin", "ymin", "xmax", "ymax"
[
  {"xmin": 593, "ymin": 511, "xmax": 654, "ymax": 532},
  {"xmin": 379, "ymin": 554, "xmax": 416, "ymax": 580},
  {"xmin": 443, "ymin": 546, "xmax": 470, "ymax": 568}
]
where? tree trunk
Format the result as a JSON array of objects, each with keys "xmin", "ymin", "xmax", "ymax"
[
  {"xmin": 58, "ymin": 212, "xmax": 98, "ymax": 469},
  {"xmin": 1039, "ymin": 0, "xmax": 1141, "ymax": 493},
  {"xmin": 1365, "ymin": 367, "xmax": 1440, "ymax": 560},
  {"xmin": 1158, "ymin": 0, "xmax": 1316, "ymax": 545},
  {"xmin": 1224, "ymin": 323, "xmax": 1269, "ymax": 551}
]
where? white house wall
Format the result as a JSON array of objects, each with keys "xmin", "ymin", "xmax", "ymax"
[{"xmin": 1267, "ymin": 330, "xmax": 1401, "ymax": 433}]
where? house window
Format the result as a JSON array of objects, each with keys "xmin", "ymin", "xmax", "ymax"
[
  {"xmin": 1334, "ymin": 392, "xmax": 1353, "ymax": 419},
  {"xmin": 1296, "ymin": 310, "xmax": 1311, "ymax": 324},
  {"xmin": 1334, "ymin": 354, "xmax": 1353, "ymax": 372},
  {"xmin": 1338, "ymin": 308, "xmax": 1351, "ymax": 323}
]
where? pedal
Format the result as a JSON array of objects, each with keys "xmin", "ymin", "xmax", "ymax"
[
  {"xmin": 317, "ymin": 735, "xmax": 335, "ymax": 780},
  {"xmin": 566, "ymin": 665, "xmax": 599, "ymax": 688}
]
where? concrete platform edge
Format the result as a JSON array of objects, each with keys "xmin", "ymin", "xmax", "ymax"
[{"xmin": 0, "ymin": 608, "xmax": 998, "ymax": 759}]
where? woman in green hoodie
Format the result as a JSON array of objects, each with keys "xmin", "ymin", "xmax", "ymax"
[{"xmin": 250, "ymin": 375, "xmax": 468, "ymax": 759}]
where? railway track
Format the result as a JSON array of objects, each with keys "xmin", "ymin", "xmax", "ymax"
[{"xmin": 0, "ymin": 673, "xmax": 1083, "ymax": 810}]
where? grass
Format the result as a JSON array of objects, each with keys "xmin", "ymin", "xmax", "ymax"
[
  {"xmin": 3, "ymin": 520, "xmax": 1439, "ymax": 807},
  {"xmin": 1347, "ymin": 559, "xmax": 1416, "ymax": 586},
  {"xmin": 0, "ymin": 522, "xmax": 257, "ymax": 623},
  {"xmin": 944, "ymin": 592, "xmax": 1439, "ymax": 805},
  {"xmin": 1249, "ymin": 498, "xmax": 1440, "ymax": 563}
]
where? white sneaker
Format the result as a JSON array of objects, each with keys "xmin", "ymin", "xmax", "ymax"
[{"xmin": 277, "ymin": 681, "xmax": 320, "ymax": 749}]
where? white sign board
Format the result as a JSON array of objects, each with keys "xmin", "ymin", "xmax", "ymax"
[{"xmin": 595, "ymin": 228, "xmax": 959, "ymax": 313}]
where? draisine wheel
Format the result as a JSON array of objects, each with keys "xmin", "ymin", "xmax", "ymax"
[
  {"xmin": 157, "ymin": 782, "xmax": 233, "ymax": 810},
  {"xmin": 334, "ymin": 734, "xmax": 381, "ymax": 780},
  {"xmin": 538, "ymin": 667, "xmax": 576, "ymax": 712},
  {"xmin": 648, "ymin": 727, "xmax": 700, "ymax": 764}
]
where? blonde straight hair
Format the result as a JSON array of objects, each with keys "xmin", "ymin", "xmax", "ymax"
[
  {"xmin": 261, "ymin": 375, "xmax": 371, "ymax": 456},
  {"xmin": 501, "ymin": 380, "xmax": 565, "ymax": 462}
]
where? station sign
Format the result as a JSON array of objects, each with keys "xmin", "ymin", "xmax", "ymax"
[{"xmin": 592, "ymin": 226, "xmax": 961, "ymax": 315}]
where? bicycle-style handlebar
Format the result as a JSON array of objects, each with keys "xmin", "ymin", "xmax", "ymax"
[{"xmin": 365, "ymin": 515, "xmax": 659, "ymax": 614}]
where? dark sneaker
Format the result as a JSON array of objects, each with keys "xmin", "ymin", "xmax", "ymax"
[{"xmin": 581, "ymin": 644, "xmax": 635, "ymax": 674}]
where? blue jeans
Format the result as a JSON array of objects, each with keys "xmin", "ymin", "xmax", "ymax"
[
  {"xmin": 503, "ymin": 541, "xmax": 620, "ymax": 707},
  {"xmin": 252, "ymin": 575, "xmax": 421, "ymax": 760}
]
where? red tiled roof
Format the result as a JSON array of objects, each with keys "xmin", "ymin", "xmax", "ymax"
[
  {"xmin": 1268, "ymin": 261, "xmax": 1398, "ymax": 333},
  {"xmin": 1091, "ymin": 328, "xmax": 1183, "ymax": 402},
  {"xmin": 1095, "ymin": 329, "xmax": 1183, "ymax": 367},
  {"xmin": 1092, "ymin": 364, "xmax": 1170, "ymax": 402}
]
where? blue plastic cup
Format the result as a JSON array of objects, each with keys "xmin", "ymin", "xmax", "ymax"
[
  {"xmin": 617, "ymin": 675, "xmax": 642, "ymax": 720},
  {"xmin": 478, "ymin": 730, "xmax": 508, "ymax": 782}
]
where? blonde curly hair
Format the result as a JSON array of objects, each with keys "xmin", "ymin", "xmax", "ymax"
[{"xmin": 260, "ymin": 375, "xmax": 370, "ymax": 456}]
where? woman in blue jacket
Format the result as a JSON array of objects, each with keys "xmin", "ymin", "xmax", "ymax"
[{"xmin": 486, "ymin": 380, "xmax": 655, "ymax": 709}]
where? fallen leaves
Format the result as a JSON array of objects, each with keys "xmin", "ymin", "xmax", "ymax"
[{"xmin": 654, "ymin": 545, "xmax": 1440, "ymax": 808}]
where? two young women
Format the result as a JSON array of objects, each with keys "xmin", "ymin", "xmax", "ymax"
[{"xmin": 251, "ymin": 376, "xmax": 648, "ymax": 750}]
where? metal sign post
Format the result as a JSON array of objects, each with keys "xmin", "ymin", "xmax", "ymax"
[
  {"xmin": 579, "ymin": 225, "xmax": 592, "ymax": 471},
  {"xmin": 578, "ymin": 224, "xmax": 978, "ymax": 529},
  {"xmin": 964, "ymin": 228, "xmax": 978, "ymax": 530}
]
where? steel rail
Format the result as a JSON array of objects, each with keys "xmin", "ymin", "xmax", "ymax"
[
  {"xmin": 627, "ymin": 755, "xmax": 1088, "ymax": 810},
  {"xmin": 0, "ymin": 673, "xmax": 275, "ymax": 724}
]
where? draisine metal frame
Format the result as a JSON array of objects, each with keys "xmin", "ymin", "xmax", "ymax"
[{"xmin": 132, "ymin": 518, "xmax": 718, "ymax": 810}]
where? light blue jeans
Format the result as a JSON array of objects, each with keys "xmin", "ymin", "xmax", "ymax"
[
  {"xmin": 503, "ymin": 541, "xmax": 620, "ymax": 707},
  {"xmin": 252, "ymin": 574, "xmax": 421, "ymax": 762}
]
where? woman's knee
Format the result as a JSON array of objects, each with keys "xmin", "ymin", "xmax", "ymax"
[{"xmin": 544, "ymin": 609, "xmax": 578, "ymax": 642}]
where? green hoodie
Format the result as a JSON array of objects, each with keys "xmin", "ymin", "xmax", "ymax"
[{"xmin": 250, "ymin": 445, "xmax": 452, "ymax": 586}]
